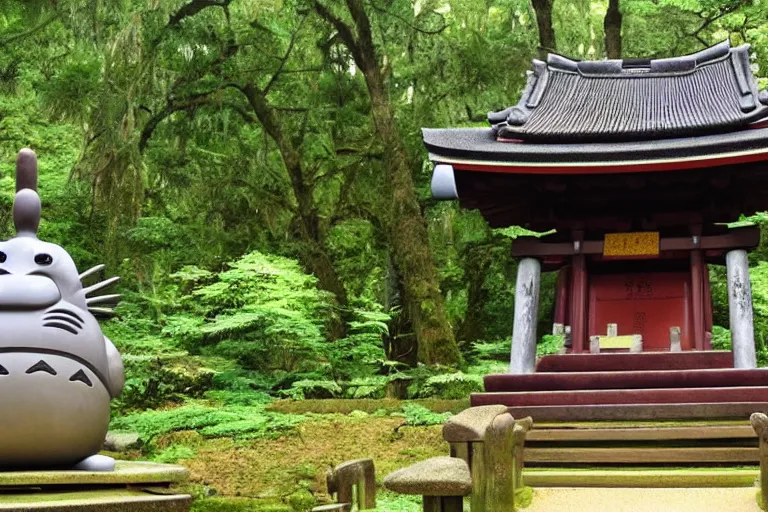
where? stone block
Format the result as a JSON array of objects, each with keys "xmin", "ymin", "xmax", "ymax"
[
  {"xmin": 383, "ymin": 457, "xmax": 471, "ymax": 497},
  {"xmin": 442, "ymin": 405, "xmax": 508, "ymax": 443}
]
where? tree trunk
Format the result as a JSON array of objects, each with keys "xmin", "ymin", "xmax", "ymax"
[
  {"xmin": 313, "ymin": 0, "xmax": 461, "ymax": 367},
  {"xmin": 457, "ymin": 244, "xmax": 492, "ymax": 343},
  {"xmin": 242, "ymin": 84, "xmax": 349, "ymax": 337},
  {"xmin": 531, "ymin": 0, "xmax": 556, "ymax": 54},
  {"xmin": 604, "ymin": 0, "xmax": 622, "ymax": 59}
]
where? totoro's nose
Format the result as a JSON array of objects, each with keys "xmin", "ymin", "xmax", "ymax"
[{"xmin": 0, "ymin": 274, "xmax": 60, "ymax": 309}]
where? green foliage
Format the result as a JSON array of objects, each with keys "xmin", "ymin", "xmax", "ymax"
[
  {"xmin": 400, "ymin": 403, "xmax": 453, "ymax": 427},
  {"xmin": 415, "ymin": 372, "xmax": 484, "ymax": 399},
  {"xmin": 711, "ymin": 325, "xmax": 732, "ymax": 351},
  {"xmin": 164, "ymin": 251, "xmax": 333, "ymax": 373},
  {"xmin": 110, "ymin": 402, "xmax": 305, "ymax": 442},
  {"xmin": 537, "ymin": 334, "xmax": 566, "ymax": 357}
]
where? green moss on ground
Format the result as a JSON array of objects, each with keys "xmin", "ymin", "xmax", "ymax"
[
  {"xmin": 516, "ymin": 486, "xmax": 534, "ymax": 509},
  {"xmin": 266, "ymin": 398, "xmax": 469, "ymax": 415}
]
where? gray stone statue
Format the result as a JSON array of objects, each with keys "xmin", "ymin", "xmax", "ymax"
[{"xmin": 0, "ymin": 149, "xmax": 124, "ymax": 471}]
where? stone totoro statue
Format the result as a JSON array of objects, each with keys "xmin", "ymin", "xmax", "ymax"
[{"xmin": 0, "ymin": 149, "xmax": 124, "ymax": 471}]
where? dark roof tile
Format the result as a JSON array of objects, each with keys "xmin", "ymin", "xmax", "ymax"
[{"xmin": 490, "ymin": 41, "xmax": 768, "ymax": 142}]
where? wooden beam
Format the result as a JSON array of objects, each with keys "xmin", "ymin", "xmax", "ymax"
[
  {"xmin": 511, "ymin": 226, "xmax": 760, "ymax": 257},
  {"xmin": 525, "ymin": 446, "xmax": 758, "ymax": 464},
  {"xmin": 527, "ymin": 425, "xmax": 755, "ymax": 442}
]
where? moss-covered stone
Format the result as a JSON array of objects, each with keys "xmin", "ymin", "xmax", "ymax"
[
  {"xmin": 0, "ymin": 461, "xmax": 188, "ymax": 488},
  {"xmin": 0, "ymin": 488, "xmax": 191, "ymax": 511}
]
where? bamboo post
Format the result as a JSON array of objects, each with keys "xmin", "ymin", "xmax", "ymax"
[
  {"xmin": 484, "ymin": 412, "xmax": 516, "ymax": 512},
  {"xmin": 512, "ymin": 417, "xmax": 533, "ymax": 489},
  {"xmin": 751, "ymin": 412, "xmax": 768, "ymax": 510}
]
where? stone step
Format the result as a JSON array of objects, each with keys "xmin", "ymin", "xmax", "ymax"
[
  {"xmin": 499, "ymin": 402, "xmax": 768, "ymax": 422},
  {"xmin": 536, "ymin": 351, "xmax": 734, "ymax": 373},
  {"xmin": 526, "ymin": 446, "xmax": 759, "ymax": 465},
  {"xmin": 527, "ymin": 424, "xmax": 756, "ymax": 442},
  {"xmin": 484, "ymin": 368, "xmax": 768, "ymax": 392},
  {"xmin": 472, "ymin": 386, "xmax": 768, "ymax": 407}
]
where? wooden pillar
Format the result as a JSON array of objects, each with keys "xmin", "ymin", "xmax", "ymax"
[
  {"xmin": 690, "ymin": 247, "xmax": 705, "ymax": 351},
  {"xmin": 726, "ymin": 249, "xmax": 757, "ymax": 368},
  {"xmin": 553, "ymin": 266, "xmax": 570, "ymax": 328},
  {"xmin": 570, "ymin": 252, "xmax": 587, "ymax": 353},
  {"xmin": 510, "ymin": 258, "xmax": 540, "ymax": 374},
  {"xmin": 703, "ymin": 264, "xmax": 714, "ymax": 349}
]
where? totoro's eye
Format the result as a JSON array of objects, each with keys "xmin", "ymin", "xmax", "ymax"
[
  {"xmin": 34, "ymin": 253, "xmax": 52, "ymax": 266},
  {"xmin": 0, "ymin": 252, "xmax": 5, "ymax": 263}
]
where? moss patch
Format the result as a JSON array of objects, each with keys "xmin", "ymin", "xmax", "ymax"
[
  {"xmin": 266, "ymin": 398, "xmax": 468, "ymax": 415},
  {"xmin": 516, "ymin": 486, "xmax": 534, "ymax": 509},
  {"xmin": 175, "ymin": 415, "xmax": 445, "ymax": 501}
]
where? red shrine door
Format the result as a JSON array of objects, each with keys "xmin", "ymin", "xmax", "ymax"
[{"xmin": 587, "ymin": 272, "xmax": 694, "ymax": 351}]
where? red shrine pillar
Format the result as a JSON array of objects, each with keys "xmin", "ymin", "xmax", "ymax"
[
  {"xmin": 570, "ymin": 231, "xmax": 588, "ymax": 353},
  {"xmin": 690, "ymin": 226, "xmax": 705, "ymax": 351}
]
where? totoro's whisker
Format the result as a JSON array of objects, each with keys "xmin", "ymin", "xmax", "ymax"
[
  {"xmin": 78, "ymin": 264, "xmax": 105, "ymax": 281},
  {"xmin": 83, "ymin": 276, "xmax": 120, "ymax": 296},
  {"xmin": 86, "ymin": 294, "xmax": 121, "ymax": 306},
  {"xmin": 88, "ymin": 307, "xmax": 117, "ymax": 318}
]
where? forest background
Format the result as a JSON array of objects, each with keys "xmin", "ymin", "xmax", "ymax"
[{"xmin": 3, "ymin": 0, "xmax": 768, "ymax": 510}]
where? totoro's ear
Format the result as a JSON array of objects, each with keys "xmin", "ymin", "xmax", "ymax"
[
  {"xmin": 16, "ymin": 148, "xmax": 38, "ymax": 193},
  {"xmin": 13, "ymin": 149, "xmax": 41, "ymax": 237}
]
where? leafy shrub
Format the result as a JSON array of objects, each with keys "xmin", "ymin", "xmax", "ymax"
[
  {"xmin": 711, "ymin": 325, "xmax": 732, "ymax": 350},
  {"xmin": 470, "ymin": 340, "xmax": 509, "ymax": 362},
  {"xmin": 163, "ymin": 252, "xmax": 333, "ymax": 373},
  {"xmin": 110, "ymin": 402, "xmax": 305, "ymax": 442},
  {"xmin": 280, "ymin": 380, "xmax": 343, "ymax": 400},
  {"xmin": 400, "ymin": 403, "xmax": 452, "ymax": 427},
  {"xmin": 415, "ymin": 372, "xmax": 484, "ymax": 399},
  {"xmin": 537, "ymin": 334, "xmax": 565, "ymax": 357}
]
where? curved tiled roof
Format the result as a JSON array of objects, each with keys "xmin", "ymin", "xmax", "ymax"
[{"xmin": 489, "ymin": 41, "xmax": 768, "ymax": 142}]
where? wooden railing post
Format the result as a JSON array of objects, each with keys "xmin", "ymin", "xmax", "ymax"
[
  {"xmin": 325, "ymin": 459, "xmax": 376, "ymax": 510},
  {"xmin": 751, "ymin": 412, "xmax": 768, "ymax": 509},
  {"xmin": 443, "ymin": 405, "xmax": 533, "ymax": 511}
]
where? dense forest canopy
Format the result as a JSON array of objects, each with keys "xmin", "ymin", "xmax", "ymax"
[{"xmin": 3, "ymin": 0, "xmax": 768, "ymax": 406}]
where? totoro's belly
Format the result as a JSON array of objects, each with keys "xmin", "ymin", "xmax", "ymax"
[{"xmin": 0, "ymin": 351, "xmax": 111, "ymax": 469}]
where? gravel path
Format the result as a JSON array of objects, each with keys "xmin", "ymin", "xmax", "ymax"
[{"xmin": 524, "ymin": 487, "xmax": 761, "ymax": 512}]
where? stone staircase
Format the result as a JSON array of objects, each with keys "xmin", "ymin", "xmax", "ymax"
[{"xmin": 473, "ymin": 351, "xmax": 767, "ymax": 465}]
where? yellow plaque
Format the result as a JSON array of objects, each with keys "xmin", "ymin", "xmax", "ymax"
[
  {"xmin": 598, "ymin": 336, "xmax": 635, "ymax": 349},
  {"xmin": 603, "ymin": 232, "xmax": 659, "ymax": 257}
]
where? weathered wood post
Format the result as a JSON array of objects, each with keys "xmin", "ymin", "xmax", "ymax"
[
  {"xmin": 442, "ymin": 405, "xmax": 532, "ymax": 511},
  {"xmin": 726, "ymin": 250, "xmax": 756, "ymax": 368},
  {"xmin": 750, "ymin": 412, "xmax": 768, "ymax": 509},
  {"xmin": 325, "ymin": 459, "xmax": 376, "ymax": 510},
  {"xmin": 510, "ymin": 258, "xmax": 541, "ymax": 374},
  {"xmin": 485, "ymin": 413, "xmax": 516, "ymax": 512}
]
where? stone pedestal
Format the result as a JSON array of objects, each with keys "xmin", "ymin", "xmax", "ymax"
[{"xmin": 0, "ymin": 461, "xmax": 191, "ymax": 511}]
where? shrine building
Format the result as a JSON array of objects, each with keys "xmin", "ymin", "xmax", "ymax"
[{"xmin": 424, "ymin": 41, "xmax": 768, "ymax": 419}]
